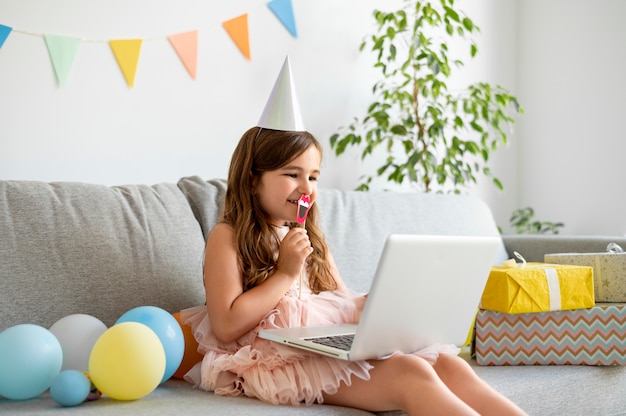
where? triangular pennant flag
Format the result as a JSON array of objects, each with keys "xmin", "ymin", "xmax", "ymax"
[
  {"xmin": 109, "ymin": 39, "xmax": 143, "ymax": 88},
  {"xmin": 44, "ymin": 35, "xmax": 80, "ymax": 87},
  {"xmin": 168, "ymin": 30, "xmax": 198, "ymax": 80},
  {"xmin": 0, "ymin": 24, "xmax": 13, "ymax": 49},
  {"xmin": 267, "ymin": 0, "xmax": 297, "ymax": 38},
  {"xmin": 222, "ymin": 14, "xmax": 250, "ymax": 60}
]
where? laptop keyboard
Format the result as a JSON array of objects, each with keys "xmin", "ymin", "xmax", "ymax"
[{"xmin": 304, "ymin": 334, "xmax": 355, "ymax": 351}]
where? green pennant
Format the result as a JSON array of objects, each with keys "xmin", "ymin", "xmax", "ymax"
[{"xmin": 44, "ymin": 35, "xmax": 80, "ymax": 87}]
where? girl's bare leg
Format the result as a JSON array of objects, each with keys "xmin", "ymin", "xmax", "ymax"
[
  {"xmin": 432, "ymin": 353, "xmax": 527, "ymax": 416},
  {"xmin": 322, "ymin": 353, "xmax": 528, "ymax": 416},
  {"xmin": 322, "ymin": 354, "xmax": 479, "ymax": 415}
]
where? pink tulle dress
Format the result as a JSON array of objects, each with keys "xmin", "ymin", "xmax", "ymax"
[{"xmin": 181, "ymin": 227, "xmax": 459, "ymax": 406}]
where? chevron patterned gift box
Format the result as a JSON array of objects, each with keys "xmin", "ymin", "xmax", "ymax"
[{"xmin": 473, "ymin": 304, "xmax": 626, "ymax": 365}]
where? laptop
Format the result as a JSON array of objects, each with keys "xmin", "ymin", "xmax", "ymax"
[{"xmin": 258, "ymin": 234, "xmax": 500, "ymax": 361}]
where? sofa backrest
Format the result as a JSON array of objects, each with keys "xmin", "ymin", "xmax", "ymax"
[
  {"xmin": 1, "ymin": 176, "xmax": 504, "ymax": 330},
  {"xmin": 317, "ymin": 189, "xmax": 505, "ymax": 294},
  {"xmin": 0, "ymin": 180, "xmax": 207, "ymax": 329},
  {"xmin": 177, "ymin": 177, "xmax": 505, "ymax": 295}
]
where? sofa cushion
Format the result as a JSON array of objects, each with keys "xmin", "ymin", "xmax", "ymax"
[
  {"xmin": 0, "ymin": 180, "xmax": 207, "ymax": 329},
  {"xmin": 177, "ymin": 176, "xmax": 227, "ymax": 241}
]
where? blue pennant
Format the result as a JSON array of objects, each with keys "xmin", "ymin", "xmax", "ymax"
[
  {"xmin": 0, "ymin": 24, "xmax": 13, "ymax": 49},
  {"xmin": 268, "ymin": 0, "xmax": 297, "ymax": 38}
]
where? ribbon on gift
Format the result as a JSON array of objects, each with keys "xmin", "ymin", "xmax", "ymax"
[
  {"xmin": 510, "ymin": 252, "xmax": 560, "ymax": 309},
  {"xmin": 499, "ymin": 251, "xmax": 527, "ymax": 268},
  {"xmin": 607, "ymin": 242, "xmax": 624, "ymax": 253},
  {"xmin": 544, "ymin": 267, "xmax": 561, "ymax": 311},
  {"xmin": 593, "ymin": 242, "xmax": 624, "ymax": 299}
]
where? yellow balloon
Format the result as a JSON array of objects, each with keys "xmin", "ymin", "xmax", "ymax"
[{"xmin": 89, "ymin": 322, "xmax": 165, "ymax": 401}]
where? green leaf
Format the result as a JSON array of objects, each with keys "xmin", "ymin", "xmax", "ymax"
[
  {"xmin": 462, "ymin": 17, "xmax": 474, "ymax": 31},
  {"xmin": 444, "ymin": 6, "xmax": 460, "ymax": 23},
  {"xmin": 389, "ymin": 44, "xmax": 397, "ymax": 60},
  {"xmin": 334, "ymin": 136, "xmax": 350, "ymax": 156},
  {"xmin": 466, "ymin": 141, "xmax": 479, "ymax": 154},
  {"xmin": 470, "ymin": 43, "xmax": 478, "ymax": 57},
  {"xmin": 469, "ymin": 120, "xmax": 483, "ymax": 132},
  {"xmin": 330, "ymin": 133, "xmax": 338, "ymax": 148},
  {"xmin": 492, "ymin": 177, "xmax": 503, "ymax": 191},
  {"xmin": 377, "ymin": 161, "xmax": 392, "ymax": 176},
  {"xmin": 391, "ymin": 124, "xmax": 408, "ymax": 135},
  {"xmin": 431, "ymin": 61, "xmax": 440, "ymax": 75}
]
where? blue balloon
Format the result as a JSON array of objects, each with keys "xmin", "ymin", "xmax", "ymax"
[
  {"xmin": 0, "ymin": 324, "xmax": 63, "ymax": 400},
  {"xmin": 116, "ymin": 306, "xmax": 184, "ymax": 383},
  {"xmin": 50, "ymin": 370, "xmax": 90, "ymax": 407}
]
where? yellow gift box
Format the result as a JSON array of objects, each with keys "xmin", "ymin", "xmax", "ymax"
[{"xmin": 480, "ymin": 262, "xmax": 595, "ymax": 314}]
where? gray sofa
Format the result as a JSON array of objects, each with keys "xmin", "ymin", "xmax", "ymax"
[{"xmin": 2, "ymin": 176, "xmax": 626, "ymax": 416}]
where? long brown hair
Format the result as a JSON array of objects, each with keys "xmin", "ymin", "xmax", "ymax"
[{"xmin": 222, "ymin": 126, "xmax": 337, "ymax": 293}]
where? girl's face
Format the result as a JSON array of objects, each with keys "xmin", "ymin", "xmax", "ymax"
[{"xmin": 254, "ymin": 145, "xmax": 321, "ymax": 226}]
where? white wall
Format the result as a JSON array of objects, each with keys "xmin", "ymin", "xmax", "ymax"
[
  {"xmin": 516, "ymin": 0, "xmax": 626, "ymax": 234},
  {"xmin": 3, "ymin": 0, "xmax": 622, "ymax": 235}
]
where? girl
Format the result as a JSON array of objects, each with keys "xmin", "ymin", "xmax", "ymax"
[{"xmin": 182, "ymin": 126, "xmax": 527, "ymax": 415}]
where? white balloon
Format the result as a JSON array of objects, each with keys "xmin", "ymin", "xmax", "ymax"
[{"xmin": 49, "ymin": 314, "xmax": 107, "ymax": 372}]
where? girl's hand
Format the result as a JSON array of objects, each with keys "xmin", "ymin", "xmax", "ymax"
[{"xmin": 276, "ymin": 227, "xmax": 313, "ymax": 279}]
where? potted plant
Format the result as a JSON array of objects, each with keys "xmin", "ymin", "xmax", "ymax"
[
  {"xmin": 330, "ymin": 0, "xmax": 522, "ymax": 193},
  {"xmin": 508, "ymin": 207, "xmax": 564, "ymax": 234}
]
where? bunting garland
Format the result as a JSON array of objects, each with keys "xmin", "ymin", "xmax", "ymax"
[{"xmin": 0, "ymin": 0, "xmax": 298, "ymax": 88}]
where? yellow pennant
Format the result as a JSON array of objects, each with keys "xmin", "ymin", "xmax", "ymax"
[{"xmin": 109, "ymin": 39, "xmax": 142, "ymax": 88}]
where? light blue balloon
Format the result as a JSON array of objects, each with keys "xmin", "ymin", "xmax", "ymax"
[
  {"xmin": 0, "ymin": 324, "xmax": 63, "ymax": 400},
  {"xmin": 116, "ymin": 306, "xmax": 184, "ymax": 383},
  {"xmin": 50, "ymin": 370, "xmax": 90, "ymax": 407}
]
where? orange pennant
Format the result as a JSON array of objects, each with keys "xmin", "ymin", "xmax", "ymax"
[
  {"xmin": 168, "ymin": 30, "xmax": 198, "ymax": 80},
  {"xmin": 109, "ymin": 39, "xmax": 142, "ymax": 88},
  {"xmin": 222, "ymin": 14, "xmax": 250, "ymax": 60}
]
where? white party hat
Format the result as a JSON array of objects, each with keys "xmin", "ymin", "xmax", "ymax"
[{"xmin": 257, "ymin": 56, "xmax": 306, "ymax": 131}]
